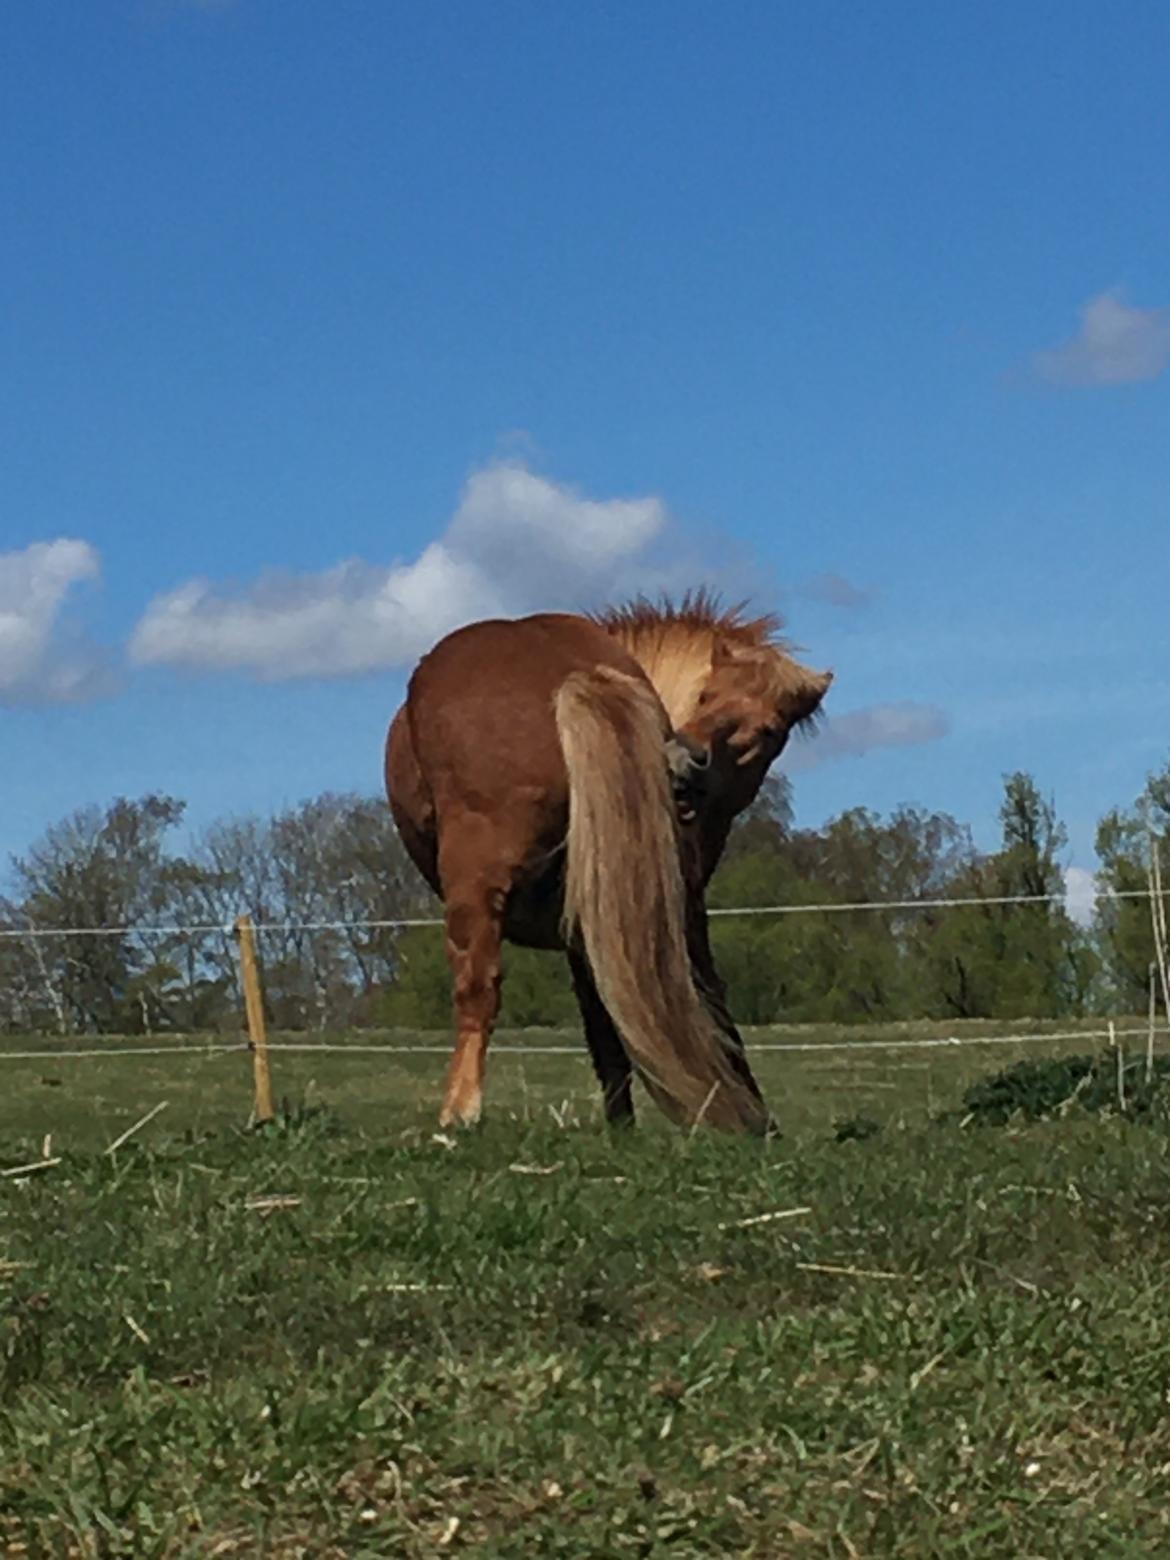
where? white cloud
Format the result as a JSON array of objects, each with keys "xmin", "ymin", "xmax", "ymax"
[
  {"xmin": 129, "ymin": 463, "xmax": 672, "ymax": 680},
  {"xmin": 449, "ymin": 463, "xmax": 666, "ymax": 595},
  {"xmin": 783, "ymin": 702, "xmax": 948, "ymax": 772},
  {"xmin": 800, "ymin": 572, "xmax": 872, "ymax": 610},
  {"xmin": 1034, "ymin": 288, "xmax": 1170, "ymax": 387},
  {"xmin": 129, "ymin": 547, "xmax": 493, "ymax": 680},
  {"xmin": 0, "ymin": 540, "xmax": 110, "ymax": 706},
  {"xmin": 1063, "ymin": 866, "xmax": 1099, "ymax": 928}
]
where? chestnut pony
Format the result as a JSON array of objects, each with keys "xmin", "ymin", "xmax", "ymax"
[{"xmin": 385, "ymin": 594, "xmax": 830, "ymax": 1134}]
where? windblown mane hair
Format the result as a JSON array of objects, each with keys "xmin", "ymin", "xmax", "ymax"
[
  {"xmin": 594, "ymin": 588, "xmax": 784, "ymax": 650},
  {"xmin": 593, "ymin": 589, "xmax": 809, "ymax": 730}
]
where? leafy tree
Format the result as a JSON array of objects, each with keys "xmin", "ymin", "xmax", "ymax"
[
  {"xmin": 711, "ymin": 799, "xmax": 980, "ymax": 1025},
  {"xmin": 1094, "ymin": 756, "xmax": 1170, "ymax": 1013},
  {"xmin": 9, "ymin": 795, "xmax": 188, "ymax": 1033},
  {"xmin": 180, "ymin": 793, "xmax": 438, "ymax": 1031},
  {"xmin": 0, "ymin": 768, "xmax": 1127, "ymax": 1037},
  {"xmin": 923, "ymin": 774, "xmax": 1088, "ymax": 1020}
]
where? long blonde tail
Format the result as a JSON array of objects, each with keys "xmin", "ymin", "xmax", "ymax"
[{"xmin": 554, "ymin": 667, "xmax": 769, "ymax": 1134}]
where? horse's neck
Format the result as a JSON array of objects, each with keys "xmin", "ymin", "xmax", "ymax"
[{"xmin": 610, "ymin": 629, "xmax": 713, "ymax": 729}]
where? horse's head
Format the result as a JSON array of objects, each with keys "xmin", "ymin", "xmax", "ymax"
[
  {"xmin": 679, "ymin": 635, "xmax": 832, "ymax": 845},
  {"xmin": 593, "ymin": 590, "xmax": 832, "ymax": 877}
]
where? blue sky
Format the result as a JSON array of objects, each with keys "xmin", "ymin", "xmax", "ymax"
[{"xmin": 2, "ymin": 0, "xmax": 1169, "ymax": 893}]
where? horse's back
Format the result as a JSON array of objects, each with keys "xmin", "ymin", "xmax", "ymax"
[
  {"xmin": 406, "ymin": 613, "xmax": 643, "ymax": 801},
  {"xmin": 414, "ymin": 613, "xmax": 635, "ymax": 696}
]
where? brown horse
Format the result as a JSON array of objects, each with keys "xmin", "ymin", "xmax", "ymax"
[{"xmin": 385, "ymin": 593, "xmax": 831, "ymax": 1133}]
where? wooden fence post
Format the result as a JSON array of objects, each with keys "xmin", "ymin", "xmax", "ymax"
[
  {"xmin": 235, "ymin": 913, "xmax": 275, "ymax": 1126},
  {"xmin": 1149, "ymin": 962, "xmax": 1157, "ymax": 1086}
]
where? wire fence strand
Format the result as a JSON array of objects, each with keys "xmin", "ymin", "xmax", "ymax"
[
  {"xmin": 1, "ymin": 883, "xmax": 1166, "ymax": 940},
  {"xmin": 4, "ymin": 1023, "xmax": 1165, "ymax": 1064},
  {"xmin": 0, "ymin": 1043, "xmax": 249, "ymax": 1061}
]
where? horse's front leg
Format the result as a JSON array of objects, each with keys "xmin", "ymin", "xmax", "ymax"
[
  {"xmin": 684, "ymin": 892, "xmax": 777, "ymax": 1134},
  {"xmin": 568, "ymin": 949, "xmax": 635, "ymax": 1127}
]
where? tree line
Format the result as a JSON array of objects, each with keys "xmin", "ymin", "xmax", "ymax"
[{"xmin": 2, "ymin": 763, "xmax": 1168, "ymax": 1035}]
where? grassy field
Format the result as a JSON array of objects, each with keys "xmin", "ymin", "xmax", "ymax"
[{"xmin": 3, "ymin": 1019, "xmax": 1170, "ymax": 1556}]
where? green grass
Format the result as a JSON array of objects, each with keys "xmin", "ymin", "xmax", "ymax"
[
  {"xmin": 0, "ymin": 1014, "xmax": 1129, "ymax": 1153},
  {"xmin": 3, "ymin": 1019, "xmax": 1170, "ymax": 1556}
]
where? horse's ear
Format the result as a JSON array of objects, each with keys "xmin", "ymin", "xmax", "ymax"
[
  {"xmin": 713, "ymin": 635, "xmax": 752, "ymax": 667},
  {"xmin": 795, "ymin": 668, "xmax": 833, "ymax": 723}
]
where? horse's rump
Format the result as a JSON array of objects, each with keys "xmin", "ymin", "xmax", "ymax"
[{"xmin": 389, "ymin": 614, "xmax": 648, "ymax": 937}]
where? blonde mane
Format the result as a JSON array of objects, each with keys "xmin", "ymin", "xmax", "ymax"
[{"xmin": 593, "ymin": 590, "xmax": 798, "ymax": 728}]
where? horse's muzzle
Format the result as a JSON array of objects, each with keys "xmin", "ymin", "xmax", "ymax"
[{"xmin": 665, "ymin": 732, "xmax": 710, "ymax": 825}]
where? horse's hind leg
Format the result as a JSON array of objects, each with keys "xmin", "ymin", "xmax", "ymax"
[
  {"xmin": 568, "ymin": 950, "xmax": 634, "ymax": 1127},
  {"xmin": 437, "ymin": 833, "xmax": 510, "ymax": 1128}
]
